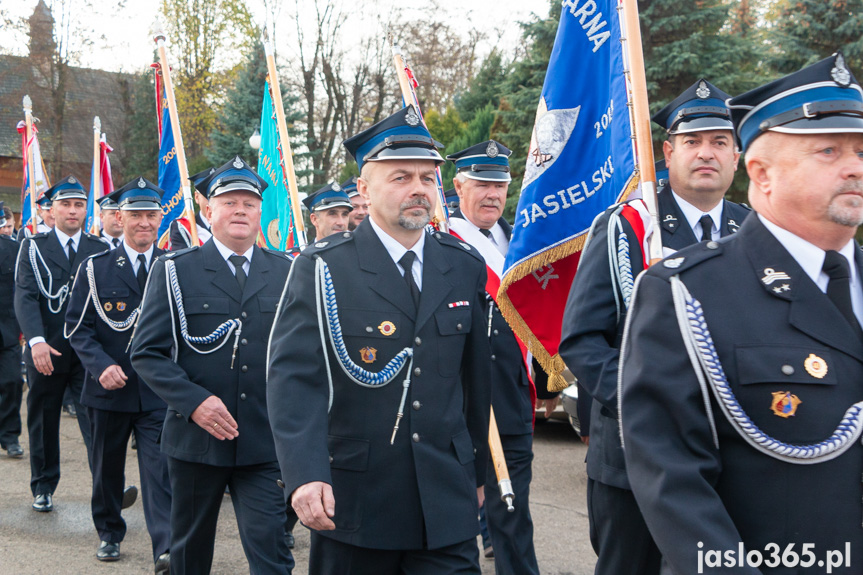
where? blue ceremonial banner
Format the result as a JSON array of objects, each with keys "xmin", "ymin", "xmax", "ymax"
[
  {"xmin": 257, "ymin": 81, "xmax": 296, "ymax": 250},
  {"xmin": 498, "ymin": 0, "xmax": 637, "ymax": 387},
  {"xmin": 156, "ymin": 86, "xmax": 184, "ymax": 240}
]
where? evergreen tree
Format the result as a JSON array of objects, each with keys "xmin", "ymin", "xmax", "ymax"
[
  {"xmin": 767, "ymin": 0, "xmax": 863, "ymax": 75},
  {"xmin": 119, "ymin": 71, "xmax": 160, "ymax": 183},
  {"xmin": 454, "ymin": 50, "xmax": 507, "ymax": 126},
  {"xmin": 439, "ymin": 104, "xmax": 497, "ymax": 185}
]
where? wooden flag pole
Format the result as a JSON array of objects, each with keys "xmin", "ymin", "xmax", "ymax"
[
  {"xmin": 620, "ymin": 0, "xmax": 663, "ymax": 264},
  {"xmin": 262, "ymin": 28, "xmax": 307, "ymax": 248},
  {"xmin": 151, "ymin": 21, "xmax": 198, "ymax": 246},
  {"xmin": 92, "ymin": 116, "xmax": 102, "ymax": 234},
  {"xmin": 23, "ymin": 96, "xmax": 38, "ymax": 234},
  {"xmin": 390, "ymin": 39, "xmax": 449, "ymax": 232}
]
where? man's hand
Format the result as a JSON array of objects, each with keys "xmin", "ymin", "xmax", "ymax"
[
  {"xmin": 190, "ymin": 396, "xmax": 239, "ymax": 440},
  {"xmin": 99, "ymin": 365, "xmax": 128, "ymax": 390},
  {"xmin": 31, "ymin": 342, "xmax": 61, "ymax": 376},
  {"xmin": 292, "ymin": 481, "xmax": 336, "ymax": 531},
  {"xmin": 539, "ymin": 396, "xmax": 560, "ymax": 419},
  {"xmin": 477, "ymin": 486, "xmax": 485, "ymax": 508}
]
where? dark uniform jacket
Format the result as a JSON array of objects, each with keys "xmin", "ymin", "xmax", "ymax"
[
  {"xmin": 130, "ymin": 240, "xmax": 292, "ymax": 467},
  {"xmin": 621, "ymin": 215, "xmax": 863, "ymax": 573},
  {"xmin": 15, "ymin": 230, "xmax": 109, "ymax": 373},
  {"xmin": 66, "ymin": 247, "xmax": 166, "ymax": 413},
  {"xmin": 168, "ymin": 212, "xmax": 210, "ymax": 250},
  {"xmin": 560, "ymin": 187, "xmax": 750, "ymax": 490},
  {"xmin": 450, "ymin": 210, "xmax": 532, "ymax": 436},
  {"xmin": 267, "ymin": 220, "xmax": 492, "ymax": 550},
  {"xmin": 0, "ymin": 235, "xmax": 20, "ymax": 348}
]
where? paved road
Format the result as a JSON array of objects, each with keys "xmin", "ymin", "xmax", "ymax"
[{"xmin": 0, "ymin": 395, "xmax": 595, "ymax": 574}]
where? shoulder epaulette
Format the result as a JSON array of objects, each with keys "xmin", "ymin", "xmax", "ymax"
[
  {"xmin": 261, "ymin": 247, "xmax": 294, "ymax": 261},
  {"xmin": 435, "ymin": 231, "xmax": 485, "ymax": 263},
  {"xmin": 648, "ymin": 238, "xmax": 727, "ymax": 280},
  {"xmin": 0, "ymin": 234, "xmax": 17, "ymax": 243},
  {"xmin": 303, "ymin": 231, "xmax": 354, "ymax": 255},
  {"xmin": 28, "ymin": 232, "xmax": 50, "ymax": 240},
  {"xmin": 159, "ymin": 245, "xmax": 199, "ymax": 261},
  {"xmin": 88, "ymin": 249, "xmax": 112, "ymax": 260}
]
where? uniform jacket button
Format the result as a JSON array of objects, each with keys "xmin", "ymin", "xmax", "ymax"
[
  {"xmin": 241, "ymin": 311, "xmax": 248, "ymax": 319},
  {"xmin": 240, "ymin": 393, "xmax": 247, "ymax": 400},
  {"xmin": 414, "ymin": 337, "xmax": 422, "ymax": 345},
  {"xmin": 241, "ymin": 338, "xmax": 248, "ymax": 345},
  {"xmin": 781, "ymin": 364, "xmax": 795, "ymax": 375},
  {"xmin": 366, "ymin": 326, "xmax": 373, "ymax": 333},
  {"xmin": 456, "ymin": 323, "xmax": 463, "ymax": 331},
  {"xmin": 241, "ymin": 365, "xmax": 248, "ymax": 372},
  {"xmin": 491, "ymin": 354, "xmax": 496, "ymax": 361},
  {"xmin": 203, "ymin": 303, "xmax": 209, "ymax": 309},
  {"xmin": 329, "ymin": 455, "xmax": 334, "ymax": 463},
  {"xmin": 175, "ymin": 412, "xmax": 182, "ymax": 419},
  {"xmin": 277, "ymin": 479, "xmax": 285, "ymax": 488},
  {"xmin": 412, "ymin": 400, "xmax": 421, "ymax": 411},
  {"xmin": 493, "ymin": 329, "xmax": 499, "ymax": 336},
  {"xmin": 413, "ymin": 367, "xmax": 421, "ymax": 376},
  {"xmin": 412, "ymin": 433, "xmax": 420, "ymax": 443}
]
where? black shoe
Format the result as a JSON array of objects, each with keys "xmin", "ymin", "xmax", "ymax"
[
  {"xmin": 154, "ymin": 552, "xmax": 170, "ymax": 575},
  {"xmin": 63, "ymin": 403, "xmax": 77, "ymax": 418},
  {"xmin": 96, "ymin": 541, "xmax": 120, "ymax": 561},
  {"xmin": 285, "ymin": 531, "xmax": 295, "ymax": 549},
  {"xmin": 121, "ymin": 485, "xmax": 138, "ymax": 510},
  {"xmin": 130, "ymin": 434, "xmax": 137, "ymax": 450},
  {"xmin": 483, "ymin": 545, "xmax": 494, "ymax": 558},
  {"xmin": 6, "ymin": 443, "xmax": 23, "ymax": 458},
  {"xmin": 32, "ymin": 493, "xmax": 53, "ymax": 512}
]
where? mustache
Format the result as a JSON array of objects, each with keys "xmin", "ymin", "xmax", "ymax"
[
  {"xmin": 400, "ymin": 197, "xmax": 432, "ymax": 211},
  {"xmin": 837, "ymin": 181, "xmax": 863, "ymax": 195}
]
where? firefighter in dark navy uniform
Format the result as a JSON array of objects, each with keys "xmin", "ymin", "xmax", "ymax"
[
  {"xmin": 559, "ymin": 79, "xmax": 750, "ymax": 575},
  {"xmin": 302, "ymin": 182, "xmax": 353, "ymax": 241},
  {"xmin": 446, "ymin": 140, "xmax": 540, "ymax": 575},
  {"xmin": 14, "ymin": 176, "xmax": 110, "ymax": 512},
  {"xmin": 131, "ymin": 157, "xmax": 294, "ymax": 575},
  {"xmin": 620, "ymin": 53, "xmax": 863, "ymax": 574},
  {"xmin": 65, "ymin": 177, "xmax": 171, "ymax": 570},
  {"xmin": 267, "ymin": 106, "xmax": 492, "ymax": 575},
  {"xmin": 0, "ymin": 204, "xmax": 23, "ymax": 459}
]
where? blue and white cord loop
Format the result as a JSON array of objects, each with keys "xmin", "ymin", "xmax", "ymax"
[
  {"xmin": 315, "ymin": 257, "xmax": 413, "ymax": 444},
  {"xmin": 671, "ymin": 275, "xmax": 863, "ymax": 464},
  {"xmin": 64, "ymin": 258, "xmax": 142, "ymax": 339},
  {"xmin": 28, "ymin": 240, "xmax": 70, "ymax": 314},
  {"xmin": 166, "ymin": 259, "xmax": 242, "ymax": 368}
]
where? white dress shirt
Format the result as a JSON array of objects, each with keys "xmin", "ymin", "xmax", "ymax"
[
  {"xmin": 671, "ymin": 190, "xmax": 725, "ymax": 242},
  {"xmin": 29, "ymin": 228, "xmax": 82, "ymax": 348},
  {"xmin": 212, "ymin": 237, "xmax": 253, "ymax": 276},
  {"xmin": 122, "ymin": 241, "xmax": 155, "ymax": 275},
  {"xmin": 368, "ymin": 216, "xmax": 425, "ymax": 290}
]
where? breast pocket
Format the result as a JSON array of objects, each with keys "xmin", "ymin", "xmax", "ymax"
[
  {"xmin": 735, "ymin": 345, "xmax": 836, "ymax": 387},
  {"xmin": 183, "ymin": 296, "xmax": 231, "ymax": 333},
  {"xmin": 435, "ymin": 308, "xmax": 471, "ymax": 376},
  {"xmin": 338, "ymin": 309, "xmax": 406, "ymax": 368}
]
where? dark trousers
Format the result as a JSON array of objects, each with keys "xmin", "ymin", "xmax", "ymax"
[
  {"xmin": 88, "ymin": 406, "xmax": 171, "ymax": 560},
  {"xmin": 167, "ymin": 457, "xmax": 293, "ymax": 575},
  {"xmin": 309, "ymin": 532, "xmax": 481, "ymax": 575},
  {"xmin": 587, "ymin": 478, "xmax": 662, "ymax": 575},
  {"xmin": 483, "ymin": 432, "xmax": 539, "ymax": 575},
  {"xmin": 26, "ymin": 362, "xmax": 92, "ymax": 495},
  {"xmin": 0, "ymin": 344, "xmax": 23, "ymax": 447}
]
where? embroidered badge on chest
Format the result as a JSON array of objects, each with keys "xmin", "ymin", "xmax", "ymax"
[
  {"xmin": 360, "ymin": 346, "xmax": 377, "ymax": 364},
  {"xmin": 116, "ymin": 256, "xmax": 126, "ymax": 268},
  {"xmin": 378, "ymin": 321, "xmax": 397, "ymax": 336},
  {"xmin": 117, "ymin": 302, "xmax": 126, "ymax": 311},
  {"xmin": 771, "ymin": 391, "xmax": 801, "ymax": 418},
  {"xmin": 103, "ymin": 302, "xmax": 113, "ymax": 312}
]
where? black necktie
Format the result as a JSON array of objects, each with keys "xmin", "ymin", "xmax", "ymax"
[
  {"xmin": 136, "ymin": 254, "xmax": 148, "ymax": 292},
  {"xmin": 112, "ymin": 238, "xmax": 120, "ymax": 249},
  {"xmin": 699, "ymin": 215, "xmax": 713, "ymax": 242},
  {"xmin": 823, "ymin": 250, "xmax": 862, "ymax": 336},
  {"xmin": 229, "ymin": 255, "xmax": 247, "ymax": 292},
  {"xmin": 399, "ymin": 251, "xmax": 420, "ymax": 308},
  {"xmin": 479, "ymin": 228, "xmax": 492, "ymax": 238},
  {"xmin": 67, "ymin": 238, "xmax": 76, "ymax": 262}
]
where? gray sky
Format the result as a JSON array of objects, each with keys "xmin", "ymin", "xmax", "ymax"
[{"xmin": 3, "ymin": 0, "xmax": 550, "ymax": 74}]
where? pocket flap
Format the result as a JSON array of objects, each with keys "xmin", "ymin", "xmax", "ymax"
[
  {"xmin": 184, "ymin": 296, "xmax": 229, "ymax": 315},
  {"xmin": 339, "ymin": 309, "xmax": 404, "ymax": 339},
  {"xmin": 258, "ymin": 296, "xmax": 281, "ymax": 313},
  {"xmin": 451, "ymin": 429, "xmax": 475, "ymax": 465},
  {"xmin": 735, "ymin": 345, "xmax": 836, "ymax": 385},
  {"xmin": 327, "ymin": 435, "xmax": 370, "ymax": 472},
  {"xmin": 435, "ymin": 309, "xmax": 472, "ymax": 336}
]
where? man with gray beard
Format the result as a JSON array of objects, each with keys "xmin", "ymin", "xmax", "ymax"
[
  {"xmin": 267, "ymin": 106, "xmax": 492, "ymax": 574},
  {"xmin": 619, "ymin": 53, "xmax": 863, "ymax": 574}
]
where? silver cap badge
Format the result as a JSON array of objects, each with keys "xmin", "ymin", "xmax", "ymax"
[
  {"xmin": 138, "ymin": 177, "xmax": 146, "ymax": 188},
  {"xmin": 831, "ymin": 53, "xmax": 851, "ymax": 87},
  {"xmin": 233, "ymin": 156, "xmax": 243, "ymax": 169},
  {"xmin": 486, "ymin": 141, "xmax": 499, "ymax": 158},
  {"xmin": 696, "ymin": 80, "xmax": 711, "ymax": 99},
  {"xmin": 405, "ymin": 107, "xmax": 420, "ymax": 127}
]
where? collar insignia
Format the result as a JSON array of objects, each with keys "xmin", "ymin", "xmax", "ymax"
[
  {"xmin": 116, "ymin": 255, "xmax": 126, "ymax": 267},
  {"xmin": 832, "ymin": 54, "xmax": 851, "ymax": 87},
  {"xmin": 761, "ymin": 268, "xmax": 791, "ymax": 285},
  {"xmin": 360, "ymin": 346, "xmax": 377, "ymax": 364},
  {"xmin": 771, "ymin": 391, "xmax": 801, "ymax": 418},
  {"xmin": 696, "ymin": 80, "xmax": 711, "ymax": 99},
  {"xmin": 486, "ymin": 141, "xmax": 499, "ymax": 158},
  {"xmin": 804, "ymin": 353, "xmax": 828, "ymax": 379}
]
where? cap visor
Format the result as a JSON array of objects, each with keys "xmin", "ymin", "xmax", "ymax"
[
  {"xmin": 367, "ymin": 146, "xmax": 444, "ymax": 165},
  {"xmin": 768, "ymin": 114, "xmax": 863, "ymax": 136},
  {"xmin": 461, "ymin": 171, "xmax": 512, "ymax": 183},
  {"xmin": 52, "ymin": 192, "xmax": 88, "ymax": 201},
  {"xmin": 313, "ymin": 201, "xmax": 354, "ymax": 212},
  {"xmin": 210, "ymin": 182, "xmax": 263, "ymax": 198},
  {"xmin": 120, "ymin": 202, "xmax": 162, "ymax": 211},
  {"xmin": 670, "ymin": 117, "xmax": 734, "ymax": 134}
]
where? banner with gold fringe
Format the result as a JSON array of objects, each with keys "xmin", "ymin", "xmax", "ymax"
[{"xmin": 497, "ymin": 0, "xmax": 637, "ymax": 392}]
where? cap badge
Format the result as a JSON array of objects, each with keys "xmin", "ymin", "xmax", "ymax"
[
  {"xmin": 761, "ymin": 268, "xmax": 791, "ymax": 286},
  {"xmin": 233, "ymin": 156, "xmax": 244, "ymax": 169},
  {"xmin": 771, "ymin": 391, "xmax": 801, "ymax": 418},
  {"xmin": 360, "ymin": 346, "xmax": 377, "ymax": 364},
  {"xmin": 378, "ymin": 321, "xmax": 397, "ymax": 336},
  {"xmin": 696, "ymin": 80, "xmax": 711, "ymax": 99},
  {"xmin": 332, "ymin": 183, "xmax": 341, "ymax": 191},
  {"xmin": 831, "ymin": 53, "xmax": 851, "ymax": 87},
  {"xmin": 137, "ymin": 177, "xmax": 146, "ymax": 188},
  {"xmin": 405, "ymin": 107, "xmax": 420, "ymax": 127},
  {"xmin": 486, "ymin": 141, "xmax": 499, "ymax": 158},
  {"xmin": 804, "ymin": 353, "xmax": 828, "ymax": 379},
  {"xmin": 68, "ymin": 176, "xmax": 77, "ymax": 184}
]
